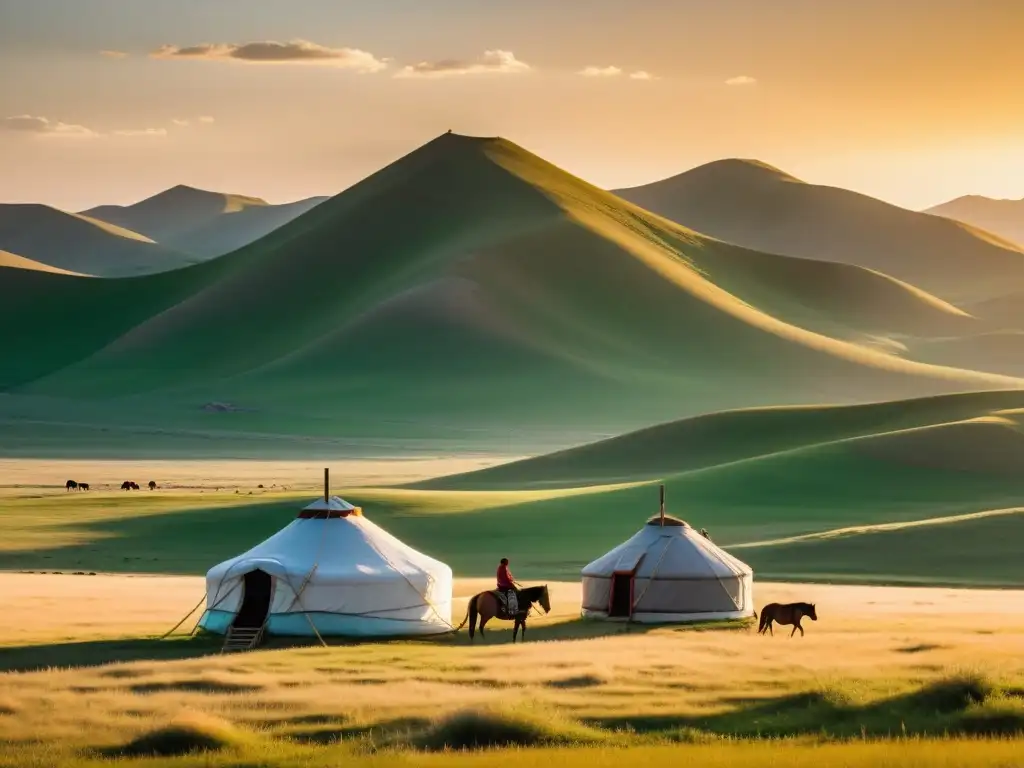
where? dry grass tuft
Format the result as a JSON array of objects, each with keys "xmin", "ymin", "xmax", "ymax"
[
  {"xmin": 408, "ymin": 703, "xmax": 609, "ymax": 751},
  {"xmin": 100, "ymin": 711, "xmax": 251, "ymax": 757}
]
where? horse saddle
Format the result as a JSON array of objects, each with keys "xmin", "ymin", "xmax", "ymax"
[{"xmin": 494, "ymin": 588, "xmax": 519, "ymax": 618}]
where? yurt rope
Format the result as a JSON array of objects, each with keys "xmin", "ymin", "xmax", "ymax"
[
  {"xmin": 693, "ymin": 537, "xmax": 747, "ymax": 610},
  {"xmin": 159, "ymin": 593, "xmax": 208, "ymax": 639},
  {"xmin": 627, "ymin": 538, "xmax": 673, "ymax": 622},
  {"xmin": 281, "ymin": 518, "xmax": 331, "ymax": 647},
  {"xmin": 361, "ymin": 535, "xmax": 459, "ymax": 633},
  {"xmin": 160, "ymin": 560, "xmax": 244, "ymax": 639}
]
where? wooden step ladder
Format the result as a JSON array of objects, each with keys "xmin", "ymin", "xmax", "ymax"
[{"xmin": 221, "ymin": 623, "xmax": 265, "ymax": 653}]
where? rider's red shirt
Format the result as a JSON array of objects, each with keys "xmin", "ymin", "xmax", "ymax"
[{"xmin": 497, "ymin": 563, "xmax": 514, "ymax": 589}]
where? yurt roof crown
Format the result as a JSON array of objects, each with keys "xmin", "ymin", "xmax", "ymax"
[{"xmin": 296, "ymin": 468, "xmax": 363, "ymax": 518}]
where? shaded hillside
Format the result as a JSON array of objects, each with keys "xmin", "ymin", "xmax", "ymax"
[
  {"xmin": 417, "ymin": 389, "xmax": 1024, "ymax": 489},
  {"xmin": 2, "ymin": 134, "xmax": 1022, "ymax": 449},
  {"xmin": 614, "ymin": 160, "xmax": 1024, "ymax": 304},
  {"xmin": 0, "ymin": 204, "xmax": 194, "ymax": 277},
  {"xmin": 85, "ymin": 185, "xmax": 328, "ymax": 258},
  {"xmin": 926, "ymin": 195, "xmax": 1024, "ymax": 248}
]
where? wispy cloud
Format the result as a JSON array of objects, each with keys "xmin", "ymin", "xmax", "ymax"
[
  {"xmin": 395, "ymin": 49, "xmax": 530, "ymax": 78},
  {"xmin": 100, "ymin": 50, "xmax": 128, "ymax": 59},
  {"xmin": 579, "ymin": 65, "xmax": 622, "ymax": 77},
  {"xmin": 2, "ymin": 115, "xmax": 96, "ymax": 137},
  {"xmin": 113, "ymin": 128, "xmax": 168, "ymax": 137},
  {"xmin": 152, "ymin": 40, "xmax": 388, "ymax": 72},
  {"xmin": 630, "ymin": 70, "xmax": 654, "ymax": 80},
  {"xmin": 171, "ymin": 116, "xmax": 215, "ymax": 128},
  {"xmin": 725, "ymin": 75, "xmax": 757, "ymax": 86}
]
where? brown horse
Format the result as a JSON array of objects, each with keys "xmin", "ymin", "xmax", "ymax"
[
  {"xmin": 457, "ymin": 585, "xmax": 551, "ymax": 643},
  {"xmin": 756, "ymin": 602, "xmax": 817, "ymax": 637}
]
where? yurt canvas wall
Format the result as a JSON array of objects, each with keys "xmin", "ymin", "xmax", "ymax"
[
  {"xmin": 581, "ymin": 515, "xmax": 753, "ymax": 623},
  {"xmin": 199, "ymin": 496, "xmax": 453, "ymax": 637}
]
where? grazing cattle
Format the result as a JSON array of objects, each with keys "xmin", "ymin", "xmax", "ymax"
[
  {"xmin": 78, "ymin": 483, "xmax": 90, "ymax": 491},
  {"xmin": 65, "ymin": 480, "xmax": 78, "ymax": 491},
  {"xmin": 121, "ymin": 481, "xmax": 133, "ymax": 491},
  {"xmin": 148, "ymin": 481, "xmax": 157, "ymax": 490}
]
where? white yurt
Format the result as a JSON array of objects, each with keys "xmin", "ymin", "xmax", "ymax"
[
  {"xmin": 581, "ymin": 488, "xmax": 753, "ymax": 623},
  {"xmin": 198, "ymin": 488, "xmax": 453, "ymax": 638}
]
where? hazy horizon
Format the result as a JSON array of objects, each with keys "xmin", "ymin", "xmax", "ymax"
[{"xmin": 2, "ymin": 0, "xmax": 1023, "ymax": 212}]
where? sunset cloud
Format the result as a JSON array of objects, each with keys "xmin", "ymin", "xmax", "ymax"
[
  {"xmin": 579, "ymin": 65, "xmax": 622, "ymax": 77},
  {"xmin": 171, "ymin": 116, "xmax": 215, "ymax": 128},
  {"xmin": 2, "ymin": 115, "xmax": 96, "ymax": 137},
  {"xmin": 151, "ymin": 40, "xmax": 388, "ymax": 72},
  {"xmin": 396, "ymin": 49, "xmax": 530, "ymax": 78},
  {"xmin": 726, "ymin": 75, "xmax": 757, "ymax": 86},
  {"xmin": 113, "ymin": 128, "xmax": 168, "ymax": 137},
  {"xmin": 100, "ymin": 50, "xmax": 128, "ymax": 59},
  {"xmin": 630, "ymin": 71, "xmax": 654, "ymax": 80}
]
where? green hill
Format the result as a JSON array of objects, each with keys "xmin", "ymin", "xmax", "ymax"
[
  {"xmin": 4, "ymin": 391, "xmax": 1023, "ymax": 586},
  {"xmin": 418, "ymin": 389, "xmax": 1024, "ymax": 490},
  {"xmin": 926, "ymin": 194, "xmax": 1024, "ymax": 249},
  {"xmin": 2, "ymin": 133, "xmax": 1023, "ymax": 454},
  {"xmin": 614, "ymin": 160, "xmax": 1024, "ymax": 304},
  {"xmin": 0, "ymin": 204, "xmax": 195, "ymax": 277},
  {"xmin": 84, "ymin": 185, "xmax": 328, "ymax": 258}
]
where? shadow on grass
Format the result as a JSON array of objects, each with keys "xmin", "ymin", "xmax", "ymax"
[
  {"xmin": 0, "ymin": 617, "xmax": 755, "ymax": 674},
  {"xmin": 0, "ymin": 635, "xmax": 222, "ymax": 673},
  {"xmin": 586, "ymin": 673, "xmax": 1024, "ymax": 738}
]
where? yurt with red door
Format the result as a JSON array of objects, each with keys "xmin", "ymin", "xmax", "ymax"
[{"xmin": 580, "ymin": 487, "xmax": 753, "ymax": 623}]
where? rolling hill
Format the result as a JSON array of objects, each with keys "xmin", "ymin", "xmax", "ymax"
[
  {"xmin": 1, "ymin": 133, "xmax": 1023, "ymax": 455},
  {"xmin": 613, "ymin": 160, "xmax": 1024, "ymax": 304},
  {"xmin": 926, "ymin": 194, "xmax": 1024, "ymax": 248},
  {"xmin": 4, "ymin": 389, "xmax": 1023, "ymax": 587},
  {"xmin": 0, "ymin": 204, "xmax": 195, "ymax": 277},
  {"xmin": 84, "ymin": 185, "xmax": 329, "ymax": 258},
  {"xmin": 402, "ymin": 389, "xmax": 1024, "ymax": 585}
]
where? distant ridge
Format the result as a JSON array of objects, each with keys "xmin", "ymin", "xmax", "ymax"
[
  {"xmin": 84, "ymin": 185, "xmax": 329, "ymax": 258},
  {"xmin": 0, "ymin": 203, "xmax": 193, "ymax": 277},
  {"xmin": 925, "ymin": 194, "xmax": 1024, "ymax": 249},
  {"xmin": 614, "ymin": 159, "xmax": 1024, "ymax": 303}
]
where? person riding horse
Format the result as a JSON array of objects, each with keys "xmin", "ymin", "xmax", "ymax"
[{"xmin": 496, "ymin": 558, "xmax": 519, "ymax": 616}]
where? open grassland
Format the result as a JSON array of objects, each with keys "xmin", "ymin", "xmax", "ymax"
[
  {"xmin": 0, "ymin": 575, "xmax": 1022, "ymax": 766},
  {"xmin": 2, "ymin": 438, "xmax": 1022, "ymax": 586}
]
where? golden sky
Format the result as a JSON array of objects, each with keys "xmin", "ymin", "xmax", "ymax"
[{"xmin": 1, "ymin": 0, "xmax": 1023, "ymax": 211}]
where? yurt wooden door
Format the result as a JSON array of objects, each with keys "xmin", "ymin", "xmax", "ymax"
[{"xmin": 608, "ymin": 546, "xmax": 646, "ymax": 618}]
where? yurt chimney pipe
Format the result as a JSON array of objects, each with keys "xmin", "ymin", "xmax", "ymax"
[
  {"xmin": 659, "ymin": 484, "xmax": 665, "ymax": 527},
  {"xmin": 324, "ymin": 468, "xmax": 329, "ymax": 502}
]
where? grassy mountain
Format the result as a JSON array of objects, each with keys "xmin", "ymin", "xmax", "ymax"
[
  {"xmin": 0, "ymin": 204, "xmax": 195, "ymax": 277},
  {"xmin": 84, "ymin": 185, "xmax": 329, "ymax": 258},
  {"xmin": 614, "ymin": 160, "xmax": 1024, "ymax": 304},
  {"xmin": 926, "ymin": 194, "xmax": 1024, "ymax": 248},
  {"xmin": 2, "ymin": 133, "xmax": 1022, "ymax": 454}
]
